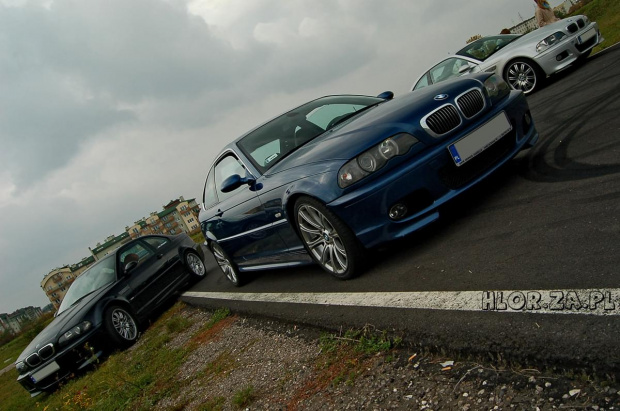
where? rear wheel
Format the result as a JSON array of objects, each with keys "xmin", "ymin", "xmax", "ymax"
[
  {"xmin": 504, "ymin": 59, "xmax": 543, "ymax": 95},
  {"xmin": 185, "ymin": 251, "xmax": 206, "ymax": 279},
  {"xmin": 294, "ymin": 197, "xmax": 364, "ymax": 280},
  {"xmin": 210, "ymin": 242, "xmax": 242, "ymax": 286},
  {"xmin": 104, "ymin": 305, "xmax": 138, "ymax": 348}
]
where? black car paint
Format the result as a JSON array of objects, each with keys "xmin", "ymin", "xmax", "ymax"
[{"xmin": 15, "ymin": 234, "xmax": 205, "ymax": 395}]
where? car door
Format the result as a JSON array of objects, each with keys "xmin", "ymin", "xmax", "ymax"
[
  {"xmin": 119, "ymin": 239, "xmax": 175, "ymax": 315},
  {"xmin": 202, "ymin": 152, "xmax": 289, "ymax": 266}
]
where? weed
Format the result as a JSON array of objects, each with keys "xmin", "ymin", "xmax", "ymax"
[
  {"xmin": 200, "ymin": 396, "xmax": 226, "ymax": 411},
  {"xmin": 232, "ymin": 385, "xmax": 256, "ymax": 408}
]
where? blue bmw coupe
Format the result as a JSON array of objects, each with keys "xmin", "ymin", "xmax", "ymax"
[{"xmin": 199, "ymin": 73, "xmax": 539, "ymax": 285}]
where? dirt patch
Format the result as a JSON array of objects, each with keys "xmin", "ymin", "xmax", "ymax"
[{"xmin": 155, "ymin": 305, "xmax": 620, "ymax": 410}]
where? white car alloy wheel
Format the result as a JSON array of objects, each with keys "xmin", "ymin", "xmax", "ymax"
[{"xmin": 505, "ymin": 60, "xmax": 539, "ymax": 94}]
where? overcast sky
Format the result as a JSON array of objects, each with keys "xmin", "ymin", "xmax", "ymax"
[{"xmin": 0, "ymin": 0, "xmax": 562, "ymax": 314}]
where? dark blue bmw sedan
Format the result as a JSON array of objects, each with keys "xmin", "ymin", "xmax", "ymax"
[{"xmin": 199, "ymin": 73, "xmax": 539, "ymax": 285}]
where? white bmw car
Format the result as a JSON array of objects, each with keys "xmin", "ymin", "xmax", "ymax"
[{"xmin": 412, "ymin": 15, "xmax": 604, "ymax": 94}]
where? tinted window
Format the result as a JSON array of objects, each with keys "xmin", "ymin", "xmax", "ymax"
[
  {"xmin": 119, "ymin": 242, "xmax": 153, "ymax": 270},
  {"xmin": 203, "ymin": 168, "xmax": 217, "ymax": 208},
  {"xmin": 215, "ymin": 155, "xmax": 247, "ymax": 202},
  {"xmin": 144, "ymin": 237, "xmax": 169, "ymax": 250}
]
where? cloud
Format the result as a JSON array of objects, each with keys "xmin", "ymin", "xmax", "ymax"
[{"xmin": 0, "ymin": 0, "xmax": 550, "ymax": 313}]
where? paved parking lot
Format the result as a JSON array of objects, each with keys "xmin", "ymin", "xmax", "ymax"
[{"xmin": 183, "ymin": 44, "xmax": 620, "ymax": 370}]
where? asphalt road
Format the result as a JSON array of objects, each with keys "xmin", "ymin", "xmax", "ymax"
[{"xmin": 183, "ymin": 44, "xmax": 620, "ymax": 371}]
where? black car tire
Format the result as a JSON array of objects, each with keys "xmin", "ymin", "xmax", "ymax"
[
  {"xmin": 294, "ymin": 196, "xmax": 365, "ymax": 280},
  {"xmin": 104, "ymin": 305, "xmax": 139, "ymax": 348},
  {"xmin": 210, "ymin": 242, "xmax": 243, "ymax": 287},
  {"xmin": 504, "ymin": 59, "xmax": 543, "ymax": 95},
  {"xmin": 185, "ymin": 250, "xmax": 206, "ymax": 279}
]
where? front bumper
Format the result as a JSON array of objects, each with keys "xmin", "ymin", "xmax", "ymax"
[
  {"xmin": 16, "ymin": 327, "xmax": 105, "ymax": 396},
  {"xmin": 328, "ymin": 90, "xmax": 538, "ymax": 249},
  {"xmin": 535, "ymin": 22, "xmax": 604, "ymax": 75}
]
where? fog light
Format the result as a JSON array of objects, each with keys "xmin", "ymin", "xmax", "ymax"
[
  {"xmin": 389, "ymin": 203, "xmax": 408, "ymax": 220},
  {"xmin": 524, "ymin": 112, "xmax": 532, "ymax": 126}
]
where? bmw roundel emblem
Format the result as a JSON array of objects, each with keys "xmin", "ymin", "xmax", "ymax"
[{"xmin": 434, "ymin": 94, "xmax": 449, "ymax": 101}]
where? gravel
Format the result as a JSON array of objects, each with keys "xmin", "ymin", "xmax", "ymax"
[{"xmin": 148, "ymin": 305, "xmax": 620, "ymax": 410}]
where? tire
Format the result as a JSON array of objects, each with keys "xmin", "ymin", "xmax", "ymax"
[
  {"xmin": 185, "ymin": 251, "xmax": 206, "ymax": 279},
  {"xmin": 504, "ymin": 59, "xmax": 543, "ymax": 95},
  {"xmin": 293, "ymin": 196, "xmax": 364, "ymax": 280},
  {"xmin": 210, "ymin": 242, "xmax": 242, "ymax": 286},
  {"xmin": 103, "ymin": 305, "xmax": 138, "ymax": 347}
]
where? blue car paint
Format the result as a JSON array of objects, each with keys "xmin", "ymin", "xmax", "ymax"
[{"xmin": 200, "ymin": 73, "xmax": 538, "ymax": 272}]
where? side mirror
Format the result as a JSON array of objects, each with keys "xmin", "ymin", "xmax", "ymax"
[
  {"xmin": 221, "ymin": 174, "xmax": 255, "ymax": 193},
  {"xmin": 124, "ymin": 261, "xmax": 138, "ymax": 274},
  {"xmin": 458, "ymin": 63, "xmax": 473, "ymax": 74},
  {"xmin": 377, "ymin": 91, "xmax": 394, "ymax": 100}
]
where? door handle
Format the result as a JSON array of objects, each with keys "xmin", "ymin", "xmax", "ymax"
[
  {"xmin": 157, "ymin": 253, "xmax": 164, "ymax": 259},
  {"xmin": 216, "ymin": 209, "xmax": 223, "ymax": 218}
]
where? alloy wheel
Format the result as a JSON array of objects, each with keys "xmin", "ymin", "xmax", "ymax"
[
  {"xmin": 186, "ymin": 252, "xmax": 206, "ymax": 277},
  {"xmin": 296, "ymin": 204, "xmax": 348, "ymax": 274},
  {"xmin": 506, "ymin": 61, "xmax": 537, "ymax": 94},
  {"xmin": 212, "ymin": 245, "xmax": 239, "ymax": 284},
  {"xmin": 111, "ymin": 308, "xmax": 137, "ymax": 341}
]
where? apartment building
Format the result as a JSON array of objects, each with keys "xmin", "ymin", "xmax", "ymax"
[
  {"xmin": 88, "ymin": 232, "xmax": 131, "ymax": 261},
  {"xmin": 40, "ymin": 255, "xmax": 95, "ymax": 310},
  {"xmin": 39, "ymin": 195, "xmax": 199, "ymax": 309},
  {"xmin": 126, "ymin": 196, "xmax": 201, "ymax": 239},
  {"xmin": 0, "ymin": 306, "xmax": 43, "ymax": 335}
]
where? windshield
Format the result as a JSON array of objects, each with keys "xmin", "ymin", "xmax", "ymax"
[
  {"xmin": 456, "ymin": 35, "xmax": 521, "ymax": 61},
  {"xmin": 57, "ymin": 255, "xmax": 117, "ymax": 314},
  {"xmin": 237, "ymin": 95, "xmax": 383, "ymax": 174}
]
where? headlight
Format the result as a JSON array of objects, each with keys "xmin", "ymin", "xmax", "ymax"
[
  {"xmin": 484, "ymin": 75, "xmax": 510, "ymax": 101},
  {"xmin": 536, "ymin": 32, "xmax": 566, "ymax": 52},
  {"xmin": 583, "ymin": 16, "xmax": 590, "ymax": 25},
  {"xmin": 58, "ymin": 321, "xmax": 92, "ymax": 347},
  {"xmin": 338, "ymin": 133, "xmax": 419, "ymax": 188},
  {"xmin": 16, "ymin": 361, "xmax": 27, "ymax": 373}
]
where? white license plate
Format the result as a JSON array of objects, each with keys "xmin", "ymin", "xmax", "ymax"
[
  {"xmin": 579, "ymin": 27, "xmax": 596, "ymax": 44},
  {"xmin": 31, "ymin": 361, "xmax": 60, "ymax": 383},
  {"xmin": 447, "ymin": 112, "xmax": 512, "ymax": 167}
]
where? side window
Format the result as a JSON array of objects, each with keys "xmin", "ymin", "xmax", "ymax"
[
  {"xmin": 214, "ymin": 155, "xmax": 247, "ymax": 202},
  {"xmin": 203, "ymin": 168, "xmax": 217, "ymax": 208},
  {"xmin": 143, "ymin": 237, "xmax": 169, "ymax": 250},
  {"xmin": 119, "ymin": 242, "xmax": 153, "ymax": 270},
  {"xmin": 429, "ymin": 58, "xmax": 473, "ymax": 84},
  {"xmin": 414, "ymin": 73, "xmax": 430, "ymax": 90}
]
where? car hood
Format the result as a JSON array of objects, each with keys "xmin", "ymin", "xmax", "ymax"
[
  {"xmin": 267, "ymin": 75, "xmax": 490, "ymax": 175},
  {"xmin": 16, "ymin": 285, "xmax": 110, "ymax": 363},
  {"xmin": 494, "ymin": 16, "xmax": 587, "ymax": 57}
]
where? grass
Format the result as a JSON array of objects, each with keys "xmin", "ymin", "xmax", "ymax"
[
  {"xmin": 232, "ymin": 386, "xmax": 256, "ymax": 408},
  {"xmin": 570, "ymin": 0, "xmax": 620, "ymax": 53},
  {"xmin": 0, "ymin": 303, "xmax": 231, "ymax": 411}
]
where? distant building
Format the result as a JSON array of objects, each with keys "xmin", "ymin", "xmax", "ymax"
[
  {"xmin": 41, "ymin": 255, "xmax": 95, "ymax": 310},
  {"xmin": 126, "ymin": 196, "xmax": 201, "ymax": 239},
  {"xmin": 88, "ymin": 232, "xmax": 131, "ymax": 261},
  {"xmin": 509, "ymin": 0, "xmax": 576, "ymax": 34},
  {"xmin": 0, "ymin": 306, "xmax": 43, "ymax": 335},
  {"xmin": 38, "ymin": 195, "xmax": 199, "ymax": 311},
  {"xmin": 509, "ymin": 16, "xmax": 538, "ymax": 34}
]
